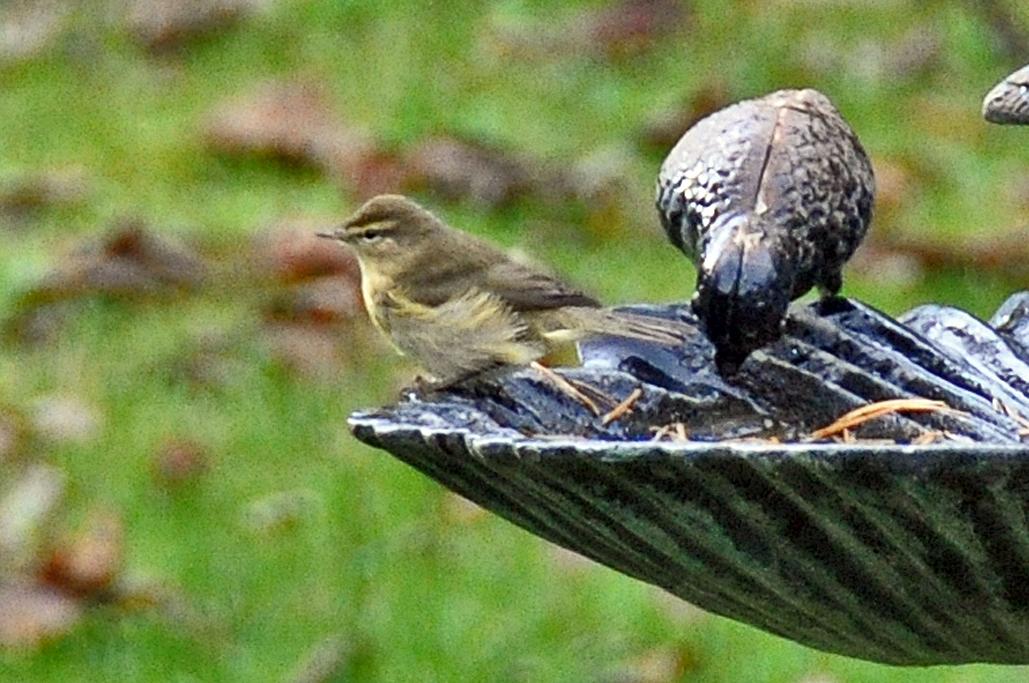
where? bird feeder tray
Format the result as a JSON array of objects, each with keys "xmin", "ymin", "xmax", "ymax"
[{"xmin": 350, "ymin": 293, "xmax": 1029, "ymax": 666}]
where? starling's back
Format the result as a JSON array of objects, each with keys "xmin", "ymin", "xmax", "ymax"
[{"xmin": 656, "ymin": 88, "xmax": 875, "ymax": 371}]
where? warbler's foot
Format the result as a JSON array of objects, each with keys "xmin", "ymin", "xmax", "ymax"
[
  {"xmin": 529, "ymin": 362, "xmax": 619, "ymax": 416},
  {"xmin": 398, "ymin": 375, "xmax": 439, "ymax": 400}
]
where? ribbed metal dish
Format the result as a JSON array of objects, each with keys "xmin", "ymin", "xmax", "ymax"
[{"xmin": 350, "ymin": 294, "xmax": 1029, "ymax": 666}]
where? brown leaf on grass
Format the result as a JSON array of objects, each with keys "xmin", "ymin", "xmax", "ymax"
[
  {"xmin": 602, "ymin": 647, "xmax": 690, "ymax": 683},
  {"xmin": 287, "ymin": 634, "xmax": 353, "ymax": 683},
  {"xmin": 39, "ymin": 511, "xmax": 124, "ymax": 599},
  {"xmin": 865, "ymin": 225, "xmax": 1029, "ymax": 283},
  {"xmin": 30, "ymin": 395, "xmax": 102, "ymax": 446},
  {"xmin": 152, "ymin": 439, "xmax": 210, "ymax": 488},
  {"xmin": 253, "ymin": 219, "xmax": 365, "ymax": 344},
  {"xmin": 166, "ymin": 329, "xmax": 249, "ymax": 390},
  {"xmin": 847, "ymin": 244, "xmax": 924, "ymax": 289},
  {"xmin": 1000, "ymin": 168, "xmax": 1029, "ymax": 215},
  {"xmin": 403, "ymin": 136, "xmax": 537, "ymax": 208},
  {"xmin": 868, "ymin": 156, "xmax": 923, "ymax": 230},
  {"xmin": 27, "ymin": 219, "xmax": 207, "ymax": 303},
  {"xmin": 638, "ymin": 84, "xmax": 733, "ymax": 151},
  {"xmin": 0, "ymin": 465, "xmax": 66, "ymax": 574},
  {"xmin": 0, "ymin": 582, "xmax": 82, "ymax": 650},
  {"xmin": 0, "ymin": 0, "xmax": 69, "ymax": 63},
  {"xmin": 7, "ymin": 220, "xmax": 206, "ymax": 344},
  {"xmin": 0, "ymin": 407, "xmax": 33, "ymax": 462},
  {"xmin": 203, "ymin": 80, "xmax": 401, "ymax": 197},
  {"xmin": 486, "ymin": 0, "xmax": 686, "ymax": 62},
  {"xmin": 810, "ymin": 399, "xmax": 954, "ymax": 440},
  {"xmin": 264, "ymin": 275, "xmax": 364, "ymax": 326},
  {"xmin": 204, "ymin": 80, "xmax": 360, "ymax": 166},
  {"xmin": 0, "ymin": 167, "xmax": 90, "ymax": 228},
  {"xmin": 800, "ymin": 26, "xmax": 942, "ymax": 86},
  {"xmin": 253, "ymin": 218, "xmax": 361, "ymax": 284},
  {"xmin": 967, "ymin": 0, "xmax": 1029, "ymax": 63},
  {"xmin": 124, "ymin": 0, "xmax": 276, "ymax": 52},
  {"xmin": 584, "ymin": 0, "xmax": 687, "ymax": 60},
  {"xmin": 241, "ymin": 489, "xmax": 323, "ymax": 535},
  {"xmin": 261, "ymin": 324, "xmax": 347, "ymax": 380}
]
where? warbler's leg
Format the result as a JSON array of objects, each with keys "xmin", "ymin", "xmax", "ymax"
[
  {"xmin": 397, "ymin": 375, "xmax": 436, "ymax": 401},
  {"xmin": 529, "ymin": 361, "xmax": 603, "ymax": 416}
]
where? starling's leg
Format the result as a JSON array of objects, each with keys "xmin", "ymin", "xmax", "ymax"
[
  {"xmin": 819, "ymin": 269, "xmax": 843, "ymax": 297},
  {"xmin": 530, "ymin": 361, "xmax": 602, "ymax": 416}
]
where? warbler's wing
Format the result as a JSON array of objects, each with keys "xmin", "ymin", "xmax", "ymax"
[{"xmin": 480, "ymin": 260, "xmax": 600, "ymax": 312}]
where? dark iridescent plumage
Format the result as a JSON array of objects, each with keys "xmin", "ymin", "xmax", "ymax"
[{"xmin": 656, "ymin": 88, "xmax": 875, "ymax": 372}]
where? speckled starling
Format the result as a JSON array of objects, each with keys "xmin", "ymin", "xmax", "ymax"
[
  {"xmin": 983, "ymin": 64, "xmax": 1029, "ymax": 125},
  {"xmin": 656, "ymin": 88, "xmax": 875, "ymax": 373}
]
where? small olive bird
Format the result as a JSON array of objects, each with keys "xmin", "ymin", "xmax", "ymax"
[{"xmin": 319, "ymin": 194, "xmax": 684, "ymax": 402}]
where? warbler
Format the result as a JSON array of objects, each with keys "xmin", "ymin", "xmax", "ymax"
[{"xmin": 319, "ymin": 194, "xmax": 685, "ymax": 388}]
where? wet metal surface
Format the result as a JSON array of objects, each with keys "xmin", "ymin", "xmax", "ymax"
[{"xmin": 350, "ymin": 294, "xmax": 1029, "ymax": 665}]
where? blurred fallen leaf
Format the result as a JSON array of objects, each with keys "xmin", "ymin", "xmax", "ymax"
[
  {"xmin": 165, "ymin": 328, "xmax": 249, "ymax": 390},
  {"xmin": 241, "ymin": 488, "xmax": 324, "ymax": 535},
  {"xmin": 39, "ymin": 510, "xmax": 124, "ymax": 599},
  {"xmin": 0, "ymin": 464, "xmax": 65, "ymax": 574},
  {"xmin": 0, "ymin": 582, "xmax": 82, "ymax": 650},
  {"xmin": 583, "ymin": 0, "xmax": 688, "ymax": 61},
  {"xmin": 868, "ymin": 156, "xmax": 923, "ymax": 230},
  {"xmin": 602, "ymin": 646, "xmax": 689, "ymax": 683},
  {"xmin": 204, "ymin": 79, "xmax": 398, "ymax": 197},
  {"xmin": 796, "ymin": 675, "xmax": 842, "ymax": 683},
  {"xmin": 264, "ymin": 276, "xmax": 364, "ymax": 326},
  {"xmin": 638, "ymin": 84, "xmax": 733, "ymax": 152},
  {"xmin": 152, "ymin": 438, "xmax": 210, "ymax": 488},
  {"xmin": 287, "ymin": 633, "xmax": 353, "ymax": 683},
  {"xmin": 31, "ymin": 395, "xmax": 102, "ymax": 445},
  {"xmin": 848, "ymin": 245, "xmax": 924, "ymax": 290},
  {"xmin": 125, "ymin": 0, "xmax": 277, "ymax": 52},
  {"xmin": 26, "ymin": 219, "xmax": 207, "ymax": 303},
  {"xmin": 800, "ymin": 24, "xmax": 942, "ymax": 86},
  {"xmin": 967, "ymin": 0, "xmax": 1029, "ymax": 63},
  {"xmin": 403, "ymin": 136, "xmax": 537, "ymax": 208},
  {"xmin": 0, "ymin": 0, "xmax": 68, "ymax": 63},
  {"xmin": 261, "ymin": 323, "xmax": 348, "ymax": 380},
  {"xmin": 864, "ymin": 225, "xmax": 1029, "ymax": 283},
  {"xmin": 0, "ymin": 167, "xmax": 90, "ymax": 228},
  {"xmin": 253, "ymin": 218, "xmax": 361, "ymax": 284},
  {"xmin": 486, "ymin": 0, "xmax": 686, "ymax": 62},
  {"xmin": 0, "ymin": 406, "xmax": 33, "ymax": 462}
]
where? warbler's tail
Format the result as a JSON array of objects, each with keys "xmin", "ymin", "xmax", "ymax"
[{"xmin": 538, "ymin": 307, "xmax": 690, "ymax": 347}]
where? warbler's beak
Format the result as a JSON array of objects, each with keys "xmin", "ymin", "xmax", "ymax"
[{"xmin": 316, "ymin": 228, "xmax": 347, "ymax": 242}]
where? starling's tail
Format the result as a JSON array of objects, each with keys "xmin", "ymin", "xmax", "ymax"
[{"xmin": 693, "ymin": 213, "xmax": 795, "ymax": 374}]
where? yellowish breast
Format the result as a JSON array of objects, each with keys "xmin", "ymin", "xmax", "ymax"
[{"xmin": 359, "ymin": 262, "xmax": 394, "ymax": 335}]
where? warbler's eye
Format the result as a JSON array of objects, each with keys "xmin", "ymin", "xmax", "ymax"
[{"xmin": 360, "ymin": 229, "xmax": 384, "ymax": 243}]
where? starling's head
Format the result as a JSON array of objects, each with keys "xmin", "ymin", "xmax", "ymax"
[
  {"xmin": 692, "ymin": 213, "xmax": 795, "ymax": 375},
  {"xmin": 318, "ymin": 194, "xmax": 444, "ymax": 277}
]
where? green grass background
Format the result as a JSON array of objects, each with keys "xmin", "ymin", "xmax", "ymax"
[{"xmin": 1, "ymin": 1, "xmax": 1028, "ymax": 680}]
